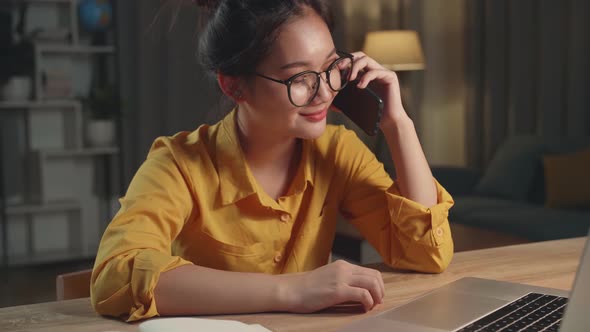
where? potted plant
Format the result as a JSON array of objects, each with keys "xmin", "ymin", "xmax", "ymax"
[{"xmin": 81, "ymin": 85, "xmax": 120, "ymax": 148}]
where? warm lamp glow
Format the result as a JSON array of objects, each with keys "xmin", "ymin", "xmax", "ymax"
[{"xmin": 363, "ymin": 30, "xmax": 425, "ymax": 71}]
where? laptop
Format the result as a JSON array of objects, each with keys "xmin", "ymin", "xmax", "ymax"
[{"xmin": 338, "ymin": 230, "xmax": 590, "ymax": 332}]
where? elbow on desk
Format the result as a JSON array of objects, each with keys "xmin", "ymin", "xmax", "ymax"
[
  {"xmin": 422, "ymin": 240, "xmax": 454, "ymax": 274},
  {"xmin": 90, "ymin": 261, "xmax": 150, "ymax": 322},
  {"xmin": 387, "ymin": 240, "xmax": 454, "ymax": 274},
  {"xmin": 91, "ymin": 276, "xmax": 155, "ymax": 322},
  {"xmin": 427, "ymin": 251, "xmax": 453, "ymax": 274},
  {"xmin": 90, "ymin": 269, "xmax": 131, "ymax": 320},
  {"xmin": 417, "ymin": 224, "xmax": 455, "ymax": 273}
]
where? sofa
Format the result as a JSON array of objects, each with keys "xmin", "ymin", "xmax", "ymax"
[{"xmin": 432, "ymin": 136, "xmax": 590, "ymax": 246}]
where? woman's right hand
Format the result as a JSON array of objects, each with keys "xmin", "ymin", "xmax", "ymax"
[{"xmin": 279, "ymin": 260, "xmax": 385, "ymax": 313}]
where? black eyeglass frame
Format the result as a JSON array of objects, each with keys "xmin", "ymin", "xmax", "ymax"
[{"xmin": 255, "ymin": 51, "xmax": 354, "ymax": 107}]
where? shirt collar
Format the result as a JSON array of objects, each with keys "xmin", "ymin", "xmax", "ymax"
[{"xmin": 216, "ymin": 109, "xmax": 315, "ymax": 206}]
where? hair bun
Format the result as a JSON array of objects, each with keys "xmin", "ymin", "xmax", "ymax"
[{"xmin": 194, "ymin": 0, "xmax": 221, "ymax": 10}]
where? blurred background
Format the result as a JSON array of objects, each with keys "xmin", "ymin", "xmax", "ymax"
[{"xmin": 0, "ymin": 0, "xmax": 588, "ymax": 308}]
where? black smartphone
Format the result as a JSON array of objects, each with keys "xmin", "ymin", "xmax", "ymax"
[{"xmin": 331, "ymin": 79, "xmax": 384, "ymax": 136}]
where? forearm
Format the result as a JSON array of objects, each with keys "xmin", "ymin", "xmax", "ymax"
[
  {"xmin": 381, "ymin": 115, "xmax": 437, "ymax": 207},
  {"xmin": 154, "ymin": 264, "xmax": 289, "ymax": 315}
]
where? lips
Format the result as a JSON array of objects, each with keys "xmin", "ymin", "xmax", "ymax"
[{"xmin": 300, "ymin": 108, "xmax": 328, "ymax": 122}]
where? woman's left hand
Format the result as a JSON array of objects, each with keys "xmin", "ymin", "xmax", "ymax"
[{"xmin": 349, "ymin": 51, "xmax": 409, "ymax": 129}]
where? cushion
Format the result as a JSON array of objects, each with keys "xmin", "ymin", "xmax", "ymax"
[
  {"xmin": 529, "ymin": 137, "xmax": 590, "ymax": 204},
  {"xmin": 543, "ymin": 148, "xmax": 590, "ymax": 209},
  {"xmin": 475, "ymin": 136, "xmax": 544, "ymax": 201}
]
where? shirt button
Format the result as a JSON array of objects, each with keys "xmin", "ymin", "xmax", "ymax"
[
  {"xmin": 435, "ymin": 227, "xmax": 444, "ymax": 237},
  {"xmin": 274, "ymin": 252, "xmax": 283, "ymax": 263},
  {"xmin": 280, "ymin": 214, "xmax": 290, "ymax": 223}
]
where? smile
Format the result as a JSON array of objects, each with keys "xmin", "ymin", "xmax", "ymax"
[{"xmin": 300, "ymin": 108, "xmax": 328, "ymax": 122}]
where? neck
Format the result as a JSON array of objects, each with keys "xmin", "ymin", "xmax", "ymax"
[{"xmin": 235, "ymin": 107, "xmax": 299, "ymax": 170}]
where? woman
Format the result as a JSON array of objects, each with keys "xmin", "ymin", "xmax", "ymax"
[{"xmin": 91, "ymin": 0, "xmax": 454, "ymax": 322}]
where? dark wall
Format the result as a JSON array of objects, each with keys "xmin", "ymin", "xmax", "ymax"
[{"xmin": 466, "ymin": 0, "xmax": 590, "ymax": 168}]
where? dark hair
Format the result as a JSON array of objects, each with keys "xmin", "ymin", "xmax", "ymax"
[{"xmin": 195, "ymin": 0, "xmax": 333, "ymax": 77}]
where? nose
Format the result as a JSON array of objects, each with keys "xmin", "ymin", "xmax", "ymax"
[{"xmin": 313, "ymin": 72, "xmax": 334, "ymax": 103}]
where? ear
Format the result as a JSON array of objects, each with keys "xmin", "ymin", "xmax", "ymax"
[{"xmin": 217, "ymin": 72, "xmax": 246, "ymax": 103}]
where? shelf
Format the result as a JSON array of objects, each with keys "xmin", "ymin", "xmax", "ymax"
[
  {"xmin": 38, "ymin": 147, "xmax": 119, "ymax": 158},
  {"xmin": 0, "ymin": 0, "xmax": 120, "ymax": 267},
  {"xmin": 5, "ymin": 200, "xmax": 80, "ymax": 216},
  {"xmin": 37, "ymin": 43, "xmax": 115, "ymax": 54},
  {"xmin": 0, "ymin": 100, "xmax": 81, "ymax": 110}
]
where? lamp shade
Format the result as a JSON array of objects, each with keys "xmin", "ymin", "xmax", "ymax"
[{"xmin": 362, "ymin": 30, "xmax": 425, "ymax": 71}]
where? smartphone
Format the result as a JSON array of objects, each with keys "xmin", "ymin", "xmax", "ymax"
[{"xmin": 331, "ymin": 79, "xmax": 384, "ymax": 136}]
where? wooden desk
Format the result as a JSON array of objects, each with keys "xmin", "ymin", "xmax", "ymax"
[{"xmin": 0, "ymin": 237, "xmax": 585, "ymax": 332}]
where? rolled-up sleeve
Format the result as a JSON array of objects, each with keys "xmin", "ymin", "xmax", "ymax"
[
  {"xmin": 91, "ymin": 138, "xmax": 195, "ymax": 322},
  {"xmin": 336, "ymin": 128, "xmax": 454, "ymax": 273},
  {"xmin": 379, "ymin": 180, "xmax": 454, "ymax": 272}
]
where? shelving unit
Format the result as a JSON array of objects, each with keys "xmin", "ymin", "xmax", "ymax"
[
  {"xmin": 0, "ymin": 100, "xmax": 83, "ymax": 151},
  {"xmin": 0, "ymin": 0, "xmax": 120, "ymax": 266}
]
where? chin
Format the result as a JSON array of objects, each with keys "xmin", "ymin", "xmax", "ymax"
[{"xmin": 297, "ymin": 121, "xmax": 327, "ymax": 140}]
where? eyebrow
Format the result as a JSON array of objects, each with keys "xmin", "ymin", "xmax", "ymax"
[{"xmin": 279, "ymin": 48, "xmax": 337, "ymax": 70}]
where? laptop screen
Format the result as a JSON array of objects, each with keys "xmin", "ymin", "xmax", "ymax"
[{"xmin": 559, "ymin": 229, "xmax": 590, "ymax": 332}]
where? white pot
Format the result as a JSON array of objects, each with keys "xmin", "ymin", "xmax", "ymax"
[
  {"xmin": 86, "ymin": 119, "xmax": 116, "ymax": 147},
  {"xmin": 1, "ymin": 76, "xmax": 32, "ymax": 101}
]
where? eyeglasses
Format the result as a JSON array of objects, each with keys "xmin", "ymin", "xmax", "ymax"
[{"xmin": 255, "ymin": 51, "xmax": 354, "ymax": 107}]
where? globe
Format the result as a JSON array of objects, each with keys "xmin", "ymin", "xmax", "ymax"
[{"xmin": 78, "ymin": 0, "xmax": 112, "ymax": 32}]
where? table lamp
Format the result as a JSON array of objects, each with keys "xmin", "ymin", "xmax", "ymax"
[{"xmin": 362, "ymin": 30, "xmax": 425, "ymax": 71}]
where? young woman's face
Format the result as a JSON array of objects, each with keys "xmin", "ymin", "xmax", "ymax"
[{"xmin": 244, "ymin": 7, "xmax": 338, "ymax": 140}]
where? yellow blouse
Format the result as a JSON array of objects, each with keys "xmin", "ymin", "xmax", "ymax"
[{"xmin": 90, "ymin": 110, "xmax": 454, "ymax": 322}]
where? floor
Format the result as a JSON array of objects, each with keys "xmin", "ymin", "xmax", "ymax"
[{"xmin": 0, "ymin": 259, "xmax": 94, "ymax": 308}]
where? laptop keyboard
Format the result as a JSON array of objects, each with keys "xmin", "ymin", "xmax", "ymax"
[{"xmin": 456, "ymin": 293, "xmax": 568, "ymax": 332}]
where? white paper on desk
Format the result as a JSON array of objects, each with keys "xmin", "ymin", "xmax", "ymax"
[{"xmin": 139, "ymin": 317, "xmax": 272, "ymax": 332}]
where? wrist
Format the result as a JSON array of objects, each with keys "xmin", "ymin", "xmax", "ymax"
[
  {"xmin": 273, "ymin": 273, "xmax": 300, "ymax": 312},
  {"xmin": 380, "ymin": 113, "xmax": 414, "ymax": 135}
]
